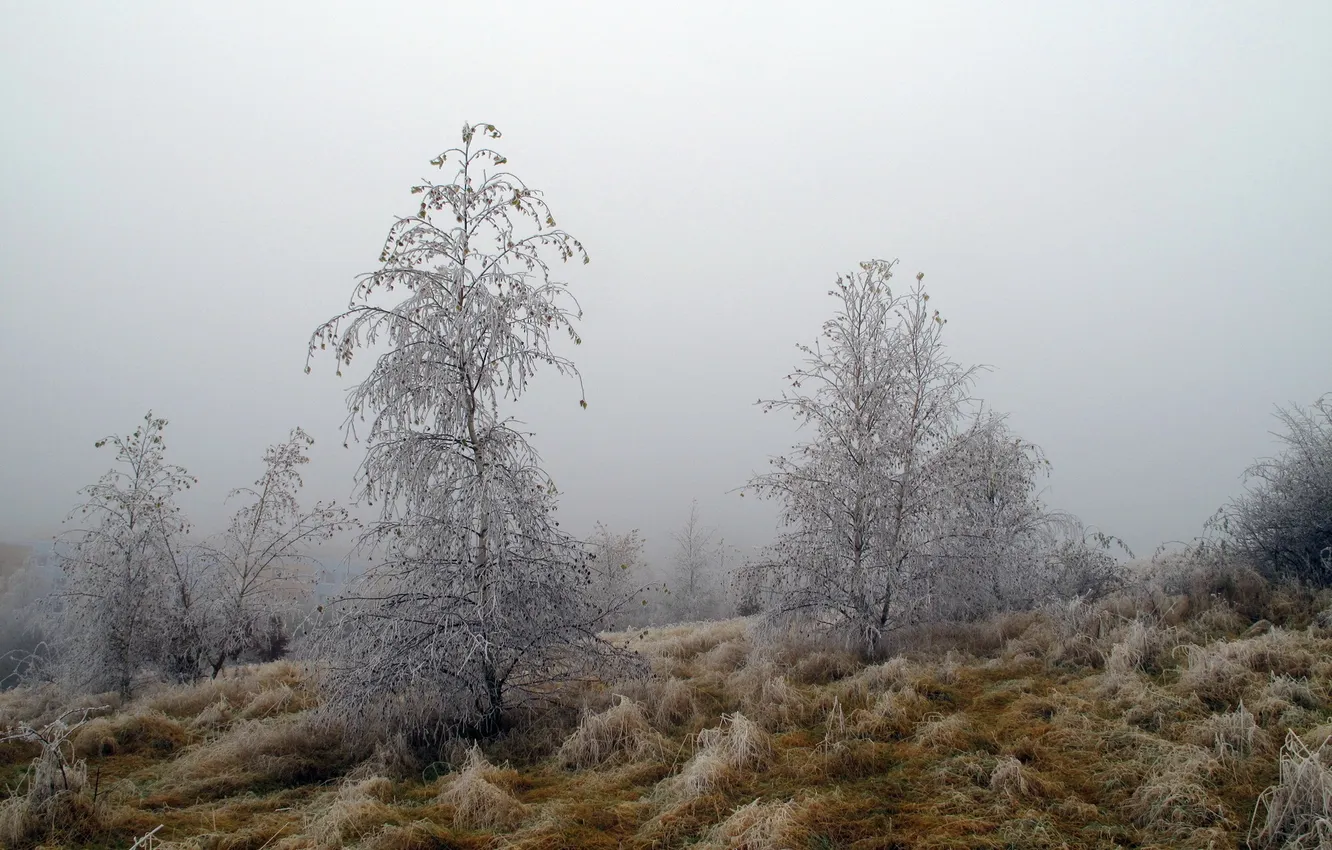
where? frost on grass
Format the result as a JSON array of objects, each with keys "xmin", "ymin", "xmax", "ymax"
[
  {"xmin": 1187, "ymin": 702, "xmax": 1267, "ymax": 762},
  {"xmin": 913, "ymin": 712, "xmax": 976, "ymax": 753},
  {"xmin": 307, "ymin": 776, "xmax": 397, "ymax": 848},
  {"xmin": 851, "ymin": 685, "xmax": 929, "ymax": 739},
  {"xmin": 0, "ymin": 708, "xmax": 110, "ymax": 848},
  {"xmin": 1174, "ymin": 642, "xmax": 1256, "ymax": 708},
  {"xmin": 1125, "ymin": 741, "xmax": 1233, "ymax": 839},
  {"xmin": 989, "ymin": 756, "xmax": 1031, "ymax": 799},
  {"xmin": 694, "ymin": 797, "xmax": 812, "ymax": 850},
  {"xmin": 556, "ymin": 695, "xmax": 668, "ymax": 769},
  {"xmin": 664, "ymin": 713, "xmax": 772, "ymax": 800},
  {"xmin": 612, "ymin": 676, "xmax": 699, "ymax": 730},
  {"xmin": 161, "ymin": 714, "xmax": 355, "ymax": 799},
  {"xmin": 1250, "ymin": 730, "xmax": 1332, "ymax": 850},
  {"xmin": 436, "ymin": 745, "xmax": 528, "ymax": 831},
  {"xmin": 69, "ymin": 711, "xmax": 188, "ymax": 759}
]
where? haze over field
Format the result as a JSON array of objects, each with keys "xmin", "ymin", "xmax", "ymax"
[{"xmin": 1, "ymin": 2, "xmax": 1329, "ymax": 558}]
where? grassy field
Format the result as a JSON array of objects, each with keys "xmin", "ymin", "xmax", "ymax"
[{"xmin": 4, "ymin": 585, "xmax": 1332, "ymax": 849}]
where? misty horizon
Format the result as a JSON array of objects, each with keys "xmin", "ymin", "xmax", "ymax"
[{"xmin": 2, "ymin": 3, "xmax": 1329, "ymax": 563}]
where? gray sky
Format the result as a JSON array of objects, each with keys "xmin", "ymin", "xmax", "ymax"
[{"xmin": 2, "ymin": 1, "xmax": 1329, "ymax": 562}]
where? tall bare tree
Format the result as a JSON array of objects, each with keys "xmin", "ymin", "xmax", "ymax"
[
  {"xmin": 307, "ymin": 123, "xmax": 627, "ymax": 741},
  {"xmin": 586, "ymin": 523, "xmax": 647, "ymax": 630},
  {"xmin": 670, "ymin": 500, "xmax": 719, "ymax": 621}
]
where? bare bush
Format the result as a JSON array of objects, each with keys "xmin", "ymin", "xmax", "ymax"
[{"xmin": 1222, "ymin": 395, "xmax": 1332, "ymax": 587}]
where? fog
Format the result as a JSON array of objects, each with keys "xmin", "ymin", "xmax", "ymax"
[{"xmin": 1, "ymin": 2, "xmax": 1329, "ymax": 561}]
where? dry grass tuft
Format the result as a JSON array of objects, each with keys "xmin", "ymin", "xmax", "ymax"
[
  {"xmin": 613, "ymin": 676, "xmax": 699, "ymax": 730},
  {"xmin": 698, "ymin": 640, "xmax": 751, "ymax": 675},
  {"xmin": 437, "ymin": 745, "xmax": 528, "ymax": 831},
  {"xmin": 988, "ymin": 755, "xmax": 1031, "ymax": 798},
  {"xmin": 70, "ymin": 710, "xmax": 189, "ymax": 759},
  {"xmin": 788, "ymin": 650, "xmax": 859, "ymax": 685},
  {"xmin": 1243, "ymin": 627, "xmax": 1318, "ymax": 678},
  {"xmin": 353, "ymin": 733, "xmax": 423, "ymax": 780},
  {"xmin": 1267, "ymin": 674, "xmax": 1324, "ymax": 711},
  {"xmin": 912, "ymin": 711, "xmax": 976, "ymax": 753},
  {"xmin": 162, "ymin": 713, "xmax": 356, "ymax": 799},
  {"xmin": 694, "ymin": 797, "xmax": 811, "ymax": 849},
  {"xmin": 731, "ymin": 665, "xmax": 815, "ymax": 731},
  {"xmin": 665, "ymin": 712, "xmax": 771, "ymax": 800},
  {"xmin": 1126, "ymin": 742, "xmax": 1232, "ymax": 838},
  {"xmin": 851, "ymin": 685, "xmax": 930, "ymax": 739},
  {"xmin": 851, "ymin": 656, "xmax": 914, "ymax": 694},
  {"xmin": 1187, "ymin": 702, "xmax": 1268, "ymax": 762},
  {"xmin": 307, "ymin": 775, "xmax": 398, "ymax": 847},
  {"xmin": 557, "ymin": 695, "xmax": 668, "ymax": 769},
  {"xmin": 1104, "ymin": 618, "xmax": 1174, "ymax": 675},
  {"xmin": 1174, "ymin": 642, "xmax": 1256, "ymax": 708},
  {"xmin": 239, "ymin": 683, "xmax": 300, "ymax": 720},
  {"xmin": 1250, "ymin": 730, "xmax": 1332, "ymax": 850}
]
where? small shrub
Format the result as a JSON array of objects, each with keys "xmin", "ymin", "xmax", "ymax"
[{"xmin": 0, "ymin": 708, "xmax": 106, "ymax": 848}]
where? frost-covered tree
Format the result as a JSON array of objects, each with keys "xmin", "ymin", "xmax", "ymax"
[
  {"xmin": 307, "ymin": 123, "xmax": 627, "ymax": 740},
  {"xmin": 586, "ymin": 523, "xmax": 646, "ymax": 630},
  {"xmin": 745, "ymin": 261, "xmax": 990, "ymax": 649},
  {"xmin": 199, "ymin": 428, "xmax": 351, "ymax": 677},
  {"xmin": 1220, "ymin": 395, "xmax": 1332, "ymax": 585},
  {"xmin": 924, "ymin": 412, "xmax": 1058, "ymax": 619},
  {"xmin": 669, "ymin": 501, "xmax": 721, "ymax": 621},
  {"xmin": 52, "ymin": 412, "xmax": 196, "ymax": 698}
]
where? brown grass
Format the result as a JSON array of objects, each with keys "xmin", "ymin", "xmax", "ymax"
[
  {"xmin": 662, "ymin": 712, "xmax": 771, "ymax": 801},
  {"xmin": 436, "ymin": 745, "xmax": 528, "ymax": 831},
  {"xmin": 557, "ymin": 696, "xmax": 669, "ymax": 769},
  {"xmin": 307, "ymin": 775, "xmax": 398, "ymax": 847},
  {"xmin": 70, "ymin": 711, "xmax": 189, "ymax": 759},
  {"xmin": 11, "ymin": 577, "xmax": 1332, "ymax": 849},
  {"xmin": 160, "ymin": 713, "xmax": 357, "ymax": 800},
  {"xmin": 693, "ymin": 797, "xmax": 812, "ymax": 849}
]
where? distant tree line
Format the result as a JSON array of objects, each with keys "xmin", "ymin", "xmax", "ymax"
[{"xmin": 32, "ymin": 417, "xmax": 350, "ymax": 698}]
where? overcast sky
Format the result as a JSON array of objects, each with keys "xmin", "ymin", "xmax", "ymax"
[{"xmin": 1, "ymin": 2, "xmax": 1328, "ymax": 563}]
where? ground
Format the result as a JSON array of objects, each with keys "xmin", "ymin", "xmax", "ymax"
[{"xmin": 3, "ymin": 587, "xmax": 1331, "ymax": 849}]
